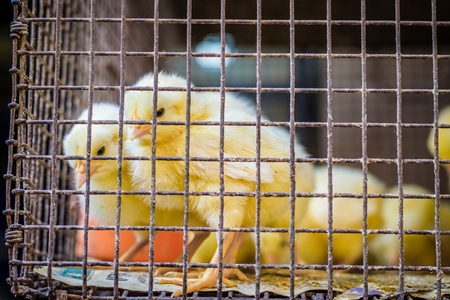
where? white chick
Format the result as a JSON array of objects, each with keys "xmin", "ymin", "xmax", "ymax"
[
  {"xmin": 63, "ymin": 103, "xmax": 151, "ymax": 262},
  {"xmin": 296, "ymin": 165, "xmax": 386, "ymax": 265},
  {"xmin": 124, "ymin": 72, "xmax": 315, "ymax": 296}
]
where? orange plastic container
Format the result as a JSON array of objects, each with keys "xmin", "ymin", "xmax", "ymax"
[{"xmin": 75, "ymin": 213, "xmax": 184, "ymax": 262}]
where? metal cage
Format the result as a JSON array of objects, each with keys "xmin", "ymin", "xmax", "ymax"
[{"xmin": 5, "ymin": 0, "xmax": 450, "ymax": 299}]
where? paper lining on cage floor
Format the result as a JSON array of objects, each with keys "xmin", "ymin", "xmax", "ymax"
[{"xmin": 34, "ymin": 267, "xmax": 450, "ymax": 299}]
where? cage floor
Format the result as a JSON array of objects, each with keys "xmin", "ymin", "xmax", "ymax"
[{"xmin": 33, "ymin": 267, "xmax": 450, "ymax": 299}]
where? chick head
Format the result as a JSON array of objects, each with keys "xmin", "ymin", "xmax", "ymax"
[
  {"xmin": 427, "ymin": 106, "xmax": 450, "ymax": 175},
  {"xmin": 125, "ymin": 72, "xmax": 191, "ymax": 145},
  {"xmin": 63, "ymin": 103, "xmax": 123, "ymax": 188}
]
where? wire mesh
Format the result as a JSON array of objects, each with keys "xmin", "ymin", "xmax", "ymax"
[{"xmin": 5, "ymin": 0, "xmax": 450, "ymax": 299}]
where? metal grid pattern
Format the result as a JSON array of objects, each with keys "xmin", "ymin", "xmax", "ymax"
[{"xmin": 5, "ymin": 0, "xmax": 450, "ymax": 299}]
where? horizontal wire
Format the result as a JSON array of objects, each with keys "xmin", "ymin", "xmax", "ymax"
[
  {"xmin": 9, "ymin": 260, "xmax": 450, "ymax": 273},
  {"xmin": 6, "ymin": 223, "xmax": 450, "ymax": 235},
  {"xmin": 14, "ymin": 85, "xmax": 450, "ymax": 94},
  {"xmin": 20, "ymin": 17, "xmax": 450, "ymax": 26},
  {"xmin": 16, "ymin": 50, "xmax": 450, "ymax": 60}
]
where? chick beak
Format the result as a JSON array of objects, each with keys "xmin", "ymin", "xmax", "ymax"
[
  {"xmin": 75, "ymin": 160, "xmax": 87, "ymax": 188},
  {"xmin": 129, "ymin": 111, "xmax": 151, "ymax": 141},
  {"xmin": 129, "ymin": 125, "xmax": 151, "ymax": 141},
  {"xmin": 75, "ymin": 161, "xmax": 100, "ymax": 188}
]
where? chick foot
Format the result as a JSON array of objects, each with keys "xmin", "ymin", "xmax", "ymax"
[
  {"xmin": 159, "ymin": 266, "xmax": 247, "ymax": 280},
  {"xmin": 158, "ymin": 267, "xmax": 247, "ymax": 297},
  {"xmin": 156, "ymin": 269, "xmax": 202, "ymax": 279},
  {"xmin": 154, "ymin": 267, "xmax": 183, "ymax": 276}
]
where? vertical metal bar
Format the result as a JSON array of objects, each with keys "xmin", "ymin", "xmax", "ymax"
[
  {"xmin": 6, "ymin": 0, "xmax": 21, "ymax": 293},
  {"xmin": 325, "ymin": 0, "xmax": 334, "ymax": 298},
  {"xmin": 43, "ymin": 1, "xmax": 54, "ymax": 263},
  {"xmin": 18, "ymin": 1, "xmax": 30, "ymax": 276},
  {"xmin": 28, "ymin": 0, "xmax": 44, "ymax": 266},
  {"xmin": 394, "ymin": 0, "xmax": 405, "ymax": 298},
  {"xmin": 35, "ymin": 0, "xmax": 47, "ymax": 263},
  {"xmin": 81, "ymin": 0, "xmax": 97, "ymax": 298},
  {"xmin": 288, "ymin": 0, "xmax": 297, "ymax": 299},
  {"xmin": 148, "ymin": 0, "xmax": 160, "ymax": 297},
  {"xmin": 217, "ymin": 0, "xmax": 227, "ymax": 297},
  {"xmin": 56, "ymin": 0, "xmax": 71, "ymax": 264},
  {"xmin": 254, "ymin": 0, "xmax": 262, "ymax": 298},
  {"xmin": 360, "ymin": 1, "xmax": 369, "ymax": 299},
  {"xmin": 430, "ymin": 0, "xmax": 442, "ymax": 299},
  {"xmin": 42, "ymin": 0, "xmax": 54, "ymax": 244},
  {"xmin": 24, "ymin": 0, "xmax": 38, "ymax": 275},
  {"xmin": 112, "ymin": 0, "xmax": 128, "ymax": 298},
  {"xmin": 63, "ymin": 1, "xmax": 79, "ymax": 259},
  {"xmin": 47, "ymin": 0, "xmax": 64, "ymax": 298},
  {"xmin": 182, "ymin": 0, "xmax": 193, "ymax": 298}
]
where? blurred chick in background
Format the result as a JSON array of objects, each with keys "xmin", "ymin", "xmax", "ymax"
[
  {"xmin": 425, "ymin": 106, "xmax": 450, "ymax": 266},
  {"xmin": 124, "ymin": 72, "xmax": 314, "ymax": 296},
  {"xmin": 63, "ymin": 103, "xmax": 151, "ymax": 263},
  {"xmin": 428, "ymin": 105, "xmax": 450, "ymax": 178},
  {"xmin": 257, "ymin": 190, "xmax": 310, "ymax": 266},
  {"xmin": 295, "ymin": 165, "xmax": 385, "ymax": 265},
  {"xmin": 369, "ymin": 184, "xmax": 450, "ymax": 266}
]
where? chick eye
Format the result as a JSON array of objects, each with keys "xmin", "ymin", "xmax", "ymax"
[
  {"xmin": 96, "ymin": 146, "xmax": 106, "ymax": 156},
  {"xmin": 156, "ymin": 108, "xmax": 165, "ymax": 118}
]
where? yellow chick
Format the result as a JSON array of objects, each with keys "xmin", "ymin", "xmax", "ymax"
[
  {"xmin": 425, "ymin": 107, "xmax": 450, "ymax": 266},
  {"xmin": 370, "ymin": 184, "xmax": 440, "ymax": 266},
  {"xmin": 439, "ymin": 204, "xmax": 450, "ymax": 266},
  {"xmin": 124, "ymin": 72, "xmax": 314, "ymax": 296},
  {"xmin": 295, "ymin": 165, "xmax": 386, "ymax": 265},
  {"xmin": 257, "ymin": 191, "xmax": 310, "ymax": 265},
  {"xmin": 256, "ymin": 214, "xmax": 293, "ymax": 265},
  {"xmin": 63, "ymin": 103, "xmax": 151, "ymax": 263}
]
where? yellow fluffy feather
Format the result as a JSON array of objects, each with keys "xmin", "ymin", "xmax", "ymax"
[
  {"xmin": 124, "ymin": 72, "xmax": 314, "ymax": 295},
  {"xmin": 63, "ymin": 103, "xmax": 151, "ymax": 262}
]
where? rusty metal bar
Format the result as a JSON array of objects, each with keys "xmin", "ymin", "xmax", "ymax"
[
  {"xmin": 430, "ymin": 0, "xmax": 443, "ymax": 299},
  {"xmin": 254, "ymin": 0, "xmax": 263, "ymax": 298},
  {"xmin": 181, "ymin": 0, "xmax": 193, "ymax": 297},
  {"xmin": 47, "ymin": 0, "xmax": 64, "ymax": 298},
  {"xmin": 110, "ymin": 0, "xmax": 128, "ymax": 298},
  {"xmin": 394, "ymin": 0, "xmax": 406, "ymax": 297},
  {"xmin": 216, "ymin": 0, "xmax": 227, "ymax": 297},
  {"xmin": 325, "ymin": 0, "xmax": 334, "ymax": 298},
  {"xmin": 17, "ymin": 50, "xmax": 450, "ymax": 60},
  {"xmin": 6, "ymin": 0, "xmax": 23, "ymax": 295},
  {"xmin": 288, "ymin": 0, "xmax": 297, "ymax": 298},
  {"xmin": 18, "ymin": 17, "xmax": 450, "ymax": 26},
  {"xmin": 360, "ymin": 1, "xmax": 370, "ymax": 299},
  {"xmin": 17, "ymin": 85, "xmax": 450, "ymax": 94},
  {"xmin": 146, "ymin": 0, "xmax": 161, "ymax": 297},
  {"xmin": 80, "ymin": 0, "xmax": 97, "ymax": 298}
]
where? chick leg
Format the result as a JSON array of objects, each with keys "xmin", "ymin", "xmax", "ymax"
[
  {"xmin": 221, "ymin": 231, "xmax": 247, "ymax": 280},
  {"xmin": 154, "ymin": 231, "xmax": 210, "ymax": 276},
  {"xmin": 118, "ymin": 231, "xmax": 149, "ymax": 263},
  {"xmin": 158, "ymin": 231, "xmax": 246, "ymax": 297}
]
